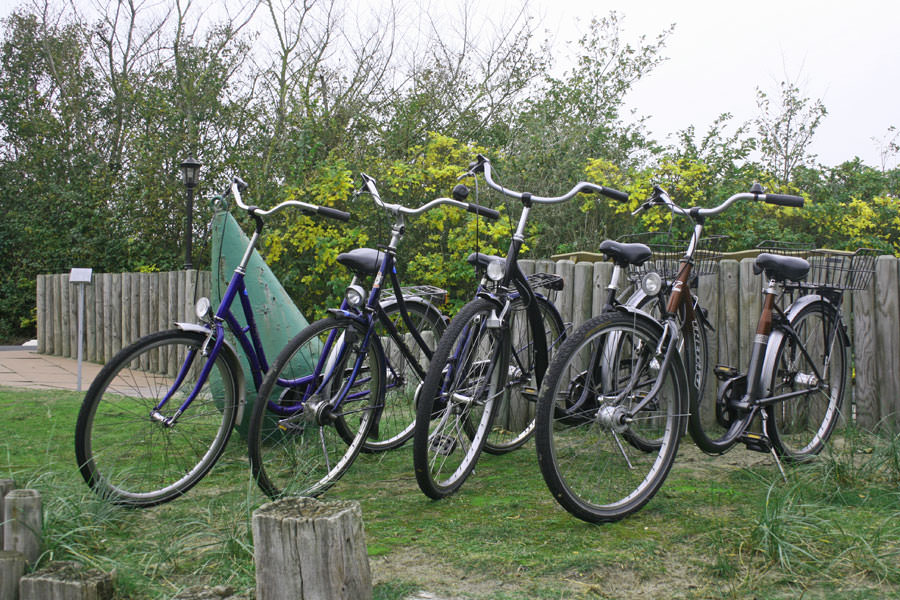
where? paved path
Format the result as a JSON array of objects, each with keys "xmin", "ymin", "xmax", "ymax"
[{"xmin": 0, "ymin": 347, "xmax": 102, "ymax": 391}]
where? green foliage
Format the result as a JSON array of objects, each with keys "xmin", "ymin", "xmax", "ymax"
[{"xmin": 3, "ymin": 2, "xmax": 900, "ymax": 342}]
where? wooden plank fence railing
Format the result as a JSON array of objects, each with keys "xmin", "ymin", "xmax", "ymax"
[
  {"xmin": 36, "ymin": 270, "xmax": 210, "ymax": 365},
  {"xmin": 35, "ymin": 256, "xmax": 900, "ymax": 431}
]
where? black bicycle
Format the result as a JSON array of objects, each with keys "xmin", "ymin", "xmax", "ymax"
[{"xmin": 412, "ymin": 155, "xmax": 629, "ymax": 499}]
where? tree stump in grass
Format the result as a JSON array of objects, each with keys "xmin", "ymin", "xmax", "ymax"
[
  {"xmin": 1, "ymin": 550, "xmax": 26, "ymax": 600},
  {"xmin": 18, "ymin": 561, "xmax": 114, "ymax": 600},
  {"xmin": 3, "ymin": 489, "xmax": 42, "ymax": 564},
  {"xmin": 0, "ymin": 479, "xmax": 15, "ymax": 547},
  {"xmin": 252, "ymin": 497, "xmax": 372, "ymax": 600}
]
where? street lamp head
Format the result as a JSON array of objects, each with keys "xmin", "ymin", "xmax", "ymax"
[{"xmin": 180, "ymin": 156, "xmax": 202, "ymax": 188}]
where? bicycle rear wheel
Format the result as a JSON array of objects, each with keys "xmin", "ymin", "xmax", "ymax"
[
  {"xmin": 535, "ymin": 312, "xmax": 686, "ymax": 523},
  {"xmin": 483, "ymin": 295, "xmax": 564, "ymax": 454},
  {"xmin": 248, "ymin": 316, "xmax": 381, "ymax": 498},
  {"xmin": 75, "ymin": 330, "xmax": 238, "ymax": 507},
  {"xmin": 364, "ymin": 300, "xmax": 445, "ymax": 452},
  {"xmin": 413, "ymin": 297, "xmax": 507, "ymax": 499},
  {"xmin": 766, "ymin": 299, "xmax": 846, "ymax": 460}
]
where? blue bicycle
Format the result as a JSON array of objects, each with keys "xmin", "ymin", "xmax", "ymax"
[
  {"xmin": 246, "ymin": 175, "xmax": 500, "ymax": 498},
  {"xmin": 75, "ymin": 177, "xmax": 349, "ymax": 507}
]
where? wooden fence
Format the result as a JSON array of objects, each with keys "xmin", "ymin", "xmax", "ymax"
[
  {"xmin": 36, "ymin": 270, "xmax": 210, "ymax": 365},
  {"xmin": 35, "ymin": 256, "xmax": 900, "ymax": 431}
]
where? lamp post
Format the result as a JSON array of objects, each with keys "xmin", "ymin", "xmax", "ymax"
[{"xmin": 179, "ymin": 156, "xmax": 202, "ymax": 270}]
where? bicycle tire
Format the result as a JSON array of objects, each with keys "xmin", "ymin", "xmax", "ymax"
[
  {"xmin": 413, "ymin": 297, "xmax": 508, "ymax": 499},
  {"xmin": 765, "ymin": 299, "xmax": 846, "ymax": 461},
  {"xmin": 535, "ymin": 311, "xmax": 686, "ymax": 523},
  {"xmin": 248, "ymin": 315, "xmax": 381, "ymax": 499},
  {"xmin": 482, "ymin": 295, "xmax": 564, "ymax": 455},
  {"xmin": 363, "ymin": 300, "xmax": 446, "ymax": 452},
  {"xmin": 75, "ymin": 329, "xmax": 238, "ymax": 507}
]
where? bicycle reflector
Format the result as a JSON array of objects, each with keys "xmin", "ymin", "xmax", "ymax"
[{"xmin": 641, "ymin": 272, "xmax": 663, "ymax": 297}]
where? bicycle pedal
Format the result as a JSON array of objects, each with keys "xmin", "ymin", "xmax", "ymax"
[
  {"xmin": 714, "ymin": 365, "xmax": 740, "ymax": 382},
  {"xmin": 521, "ymin": 387, "xmax": 538, "ymax": 402},
  {"xmin": 740, "ymin": 432, "xmax": 773, "ymax": 454}
]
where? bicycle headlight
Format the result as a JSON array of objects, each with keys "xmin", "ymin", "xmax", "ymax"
[
  {"xmin": 195, "ymin": 297, "xmax": 212, "ymax": 321},
  {"xmin": 345, "ymin": 284, "xmax": 366, "ymax": 307},
  {"xmin": 486, "ymin": 259, "xmax": 505, "ymax": 282},
  {"xmin": 640, "ymin": 272, "xmax": 663, "ymax": 297}
]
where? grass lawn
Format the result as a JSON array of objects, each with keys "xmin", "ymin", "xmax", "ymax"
[{"xmin": 2, "ymin": 385, "xmax": 900, "ymax": 599}]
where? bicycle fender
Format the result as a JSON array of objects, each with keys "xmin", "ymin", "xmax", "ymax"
[
  {"xmin": 326, "ymin": 307, "xmax": 367, "ymax": 324},
  {"xmin": 174, "ymin": 322, "xmax": 247, "ymax": 425},
  {"xmin": 612, "ymin": 301, "xmax": 662, "ymax": 323},
  {"xmin": 758, "ymin": 295, "xmax": 848, "ymax": 397},
  {"xmin": 474, "ymin": 290, "xmax": 505, "ymax": 311}
]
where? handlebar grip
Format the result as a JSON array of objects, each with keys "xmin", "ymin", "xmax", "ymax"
[
  {"xmin": 467, "ymin": 203, "xmax": 500, "ymax": 220},
  {"xmin": 468, "ymin": 154, "xmax": 488, "ymax": 174},
  {"xmin": 600, "ymin": 187, "xmax": 629, "ymax": 202},
  {"xmin": 233, "ymin": 176, "xmax": 248, "ymax": 193},
  {"xmin": 317, "ymin": 206, "xmax": 351, "ymax": 222},
  {"xmin": 763, "ymin": 193, "xmax": 804, "ymax": 207}
]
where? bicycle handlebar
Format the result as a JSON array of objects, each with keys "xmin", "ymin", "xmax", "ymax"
[
  {"xmin": 359, "ymin": 173, "xmax": 500, "ymax": 220},
  {"xmin": 465, "ymin": 154, "xmax": 629, "ymax": 205},
  {"xmin": 222, "ymin": 176, "xmax": 351, "ymax": 222},
  {"xmin": 632, "ymin": 185, "xmax": 804, "ymax": 218}
]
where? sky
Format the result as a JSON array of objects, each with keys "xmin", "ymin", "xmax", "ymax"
[
  {"xmin": 534, "ymin": 0, "xmax": 900, "ymax": 168},
  {"xmin": 1, "ymin": 0, "xmax": 897, "ymax": 169}
]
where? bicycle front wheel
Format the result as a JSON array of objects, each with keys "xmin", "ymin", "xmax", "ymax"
[
  {"xmin": 75, "ymin": 330, "xmax": 238, "ymax": 507},
  {"xmin": 535, "ymin": 312, "xmax": 686, "ymax": 523},
  {"xmin": 766, "ymin": 299, "xmax": 846, "ymax": 461},
  {"xmin": 248, "ymin": 316, "xmax": 382, "ymax": 498},
  {"xmin": 483, "ymin": 295, "xmax": 564, "ymax": 454},
  {"xmin": 413, "ymin": 297, "xmax": 507, "ymax": 499},
  {"xmin": 364, "ymin": 300, "xmax": 446, "ymax": 452}
]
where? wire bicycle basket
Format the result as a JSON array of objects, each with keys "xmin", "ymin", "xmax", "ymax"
[
  {"xmin": 619, "ymin": 232, "xmax": 728, "ymax": 282},
  {"xmin": 756, "ymin": 241, "xmax": 877, "ymax": 291}
]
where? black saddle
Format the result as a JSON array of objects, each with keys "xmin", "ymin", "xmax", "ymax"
[
  {"xmin": 336, "ymin": 248, "xmax": 386, "ymax": 275},
  {"xmin": 753, "ymin": 253, "xmax": 810, "ymax": 282},
  {"xmin": 599, "ymin": 240, "xmax": 652, "ymax": 267}
]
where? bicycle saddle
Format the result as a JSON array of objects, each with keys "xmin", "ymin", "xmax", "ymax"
[
  {"xmin": 337, "ymin": 248, "xmax": 386, "ymax": 275},
  {"xmin": 753, "ymin": 253, "xmax": 810, "ymax": 282},
  {"xmin": 598, "ymin": 240, "xmax": 652, "ymax": 267}
]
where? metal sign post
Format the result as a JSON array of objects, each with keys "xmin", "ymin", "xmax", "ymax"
[{"xmin": 69, "ymin": 268, "xmax": 93, "ymax": 391}]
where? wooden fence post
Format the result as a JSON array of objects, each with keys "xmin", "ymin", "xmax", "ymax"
[
  {"xmin": 572, "ymin": 262, "xmax": 593, "ymax": 330},
  {"xmin": 874, "ymin": 257, "xmax": 900, "ymax": 431},
  {"xmin": 252, "ymin": 497, "xmax": 372, "ymax": 600},
  {"xmin": 0, "ymin": 479, "xmax": 14, "ymax": 548},
  {"xmin": 1, "ymin": 550, "xmax": 26, "ymax": 600},
  {"xmin": 3, "ymin": 489, "xmax": 42, "ymax": 565},
  {"xmin": 18, "ymin": 560, "xmax": 114, "ymax": 600}
]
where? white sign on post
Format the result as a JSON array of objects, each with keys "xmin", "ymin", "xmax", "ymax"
[{"xmin": 69, "ymin": 268, "xmax": 93, "ymax": 391}]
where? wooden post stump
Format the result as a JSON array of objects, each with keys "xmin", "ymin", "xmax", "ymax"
[
  {"xmin": 0, "ymin": 479, "xmax": 15, "ymax": 547},
  {"xmin": 1, "ymin": 550, "xmax": 26, "ymax": 600},
  {"xmin": 252, "ymin": 497, "xmax": 372, "ymax": 600},
  {"xmin": 18, "ymin": 561, "xmax": 114, "ymax": 600},
  {"xmin": 3, "ymin": 489, "xmax": 42, "ymax": 564}
]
